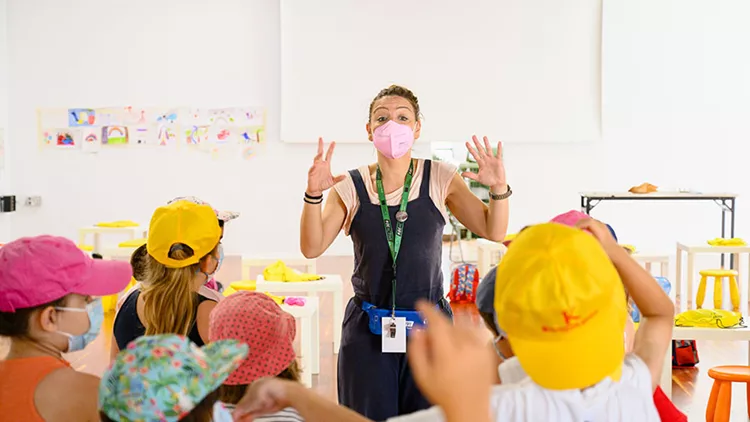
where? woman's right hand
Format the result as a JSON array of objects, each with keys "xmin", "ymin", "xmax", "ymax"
[
  {"xmin": 306, "ymin": 138, "xmax": 346, "ymax": 196},
  {"xmin": 233, "ymin": 377, "xmax": 293, "ymax": 421}
]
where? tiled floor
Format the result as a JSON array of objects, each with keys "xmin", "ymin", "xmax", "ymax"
[{"xmin": 1, "ymin": 241, "xmax": 747, "ymax": 420}]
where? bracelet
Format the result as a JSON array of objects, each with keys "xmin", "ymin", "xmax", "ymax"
[
  {"xmin": 304, "ymin": 197, "xmax": 323, "ymax": 205},
  {"xmin": 304, "ymin": 192, "xmax": 324, "ymax": 201},
  {"xmin": 489, "ymin": 184, "xmax": 512, "ymax": 201}
]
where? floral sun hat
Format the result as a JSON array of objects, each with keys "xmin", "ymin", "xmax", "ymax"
[
  {"xmin": 99, "ymin": 335, "xmax": 248, "ymax": 422},
  {"xmin": 167, "ymin": 196, "xmax": 240, "ymax": 222}
]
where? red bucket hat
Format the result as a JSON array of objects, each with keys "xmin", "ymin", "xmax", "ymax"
[{"xmin": 208, "ymin": 291, "xmax": 296, "ymax": 385}]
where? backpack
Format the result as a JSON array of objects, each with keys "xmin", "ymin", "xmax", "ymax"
[
  {"xmin": 448, "ymin": 264, "xmax": 479, "ymax": 304},
  {"xmin": 672, "ymin": 340, "xmax": 699, "ymax": 367}
]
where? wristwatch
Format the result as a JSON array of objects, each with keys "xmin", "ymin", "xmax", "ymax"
[{"xmin": 489, "ymin": 185, "xmax": 512, "ymax": 201}]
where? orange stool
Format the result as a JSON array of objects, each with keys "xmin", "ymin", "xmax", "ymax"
[
  {"xmin": 706, "ymin": 366, "xmax": 750, "ymax": 422},
  {"xmin": 697, "ymin": 269, "xmax": 740, "ymax": 312}
]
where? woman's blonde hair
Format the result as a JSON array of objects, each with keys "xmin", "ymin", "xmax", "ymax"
[{"xmin": 142, "ymin": 244, "xmax": 216, "ymax": 336}]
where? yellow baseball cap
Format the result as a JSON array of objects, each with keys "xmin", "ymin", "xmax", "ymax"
[
  {"xmin": 147, "ymin": 200, "xmax": 222, "ymax": 268},
  {"xmin": 495, "ymin": 222, "xmax": 626, "ymax": 390}
]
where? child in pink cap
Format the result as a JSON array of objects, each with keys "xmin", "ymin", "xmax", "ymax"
[
  {"xmin": 208, "ymin": 291, "xmax": 303, "ymax": 421},
  {"xmin": 0, "ymin": 235, "xmax": 132, "ymax": 422}
]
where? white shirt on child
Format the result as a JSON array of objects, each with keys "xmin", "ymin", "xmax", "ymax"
[{"xmin": 388, "ymin": 354, "xmax": 660, "ymax": 422}]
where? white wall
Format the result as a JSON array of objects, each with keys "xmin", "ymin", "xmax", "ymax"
[
  {"xmin": 5, "ymin": 0, "xmax": 750, "ymax": 271},
  {"xmin": 0, "ymin": 0, "xmax": 10, "ymax": 242}
]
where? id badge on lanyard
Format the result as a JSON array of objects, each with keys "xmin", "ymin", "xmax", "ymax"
[{"xmin": 376, "ymin": 160, "xmax": 414, "ymax": 354}]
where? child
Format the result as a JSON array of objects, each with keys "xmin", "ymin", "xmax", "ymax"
[
  {"xmin": 167, "ymin": 196, "xmax": 239, "ymax": 293},
  {"xmin": 99, "ymin": 335, "xmax": 247, "ymax": 422},
  {"xmin": 113, "ymin": 200, "xmax": 223, "ymax": 353},
  {"xmin": 0, "ymin": 235, "xmax": 132, "ymax": 422},
  {"xmin": 208, "ymin": 291, "xmax": 303, "ymax": 421}
]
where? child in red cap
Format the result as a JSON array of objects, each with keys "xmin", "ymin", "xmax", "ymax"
[
  {"xmin": 0, "ymin": 236, "xmax": 132, "ymax": 422},
  {"xmin": 208, "ymin": 291, "xmax": 303, "ymax": 421}
]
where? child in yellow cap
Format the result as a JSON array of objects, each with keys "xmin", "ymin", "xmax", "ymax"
[
  {"xmin": 112, "ymin": 200, "xmax": 224, "ymax": 356},
  {"xmin": 488, "ymin": 218, "xmax": 672, "ymax": 421}
]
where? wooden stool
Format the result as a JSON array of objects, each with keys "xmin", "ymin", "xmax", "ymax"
[
  {"xmin": 706, "ymin": 366, "xmax": 750, "ymax": 422},
  {"xmin": 697, "ymin": 269, "xmax": 740, "ymax": 311}
]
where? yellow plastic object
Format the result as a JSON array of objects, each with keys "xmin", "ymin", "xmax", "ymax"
[
  {"xmin": 95, "ymin": 220, "xmax": 140, "ymax": 228},
  {"xmin": 264, "ymin": 293, "xmax": 286, "ymax": 305},
  {"xmin": 697, "ymin": 269, "xmax": 740, "ymax": 311},
  {"xmin": 102, "ymin": 294, "xmax": 117, "ymax": 312},
  {"xmin": 263, "ymin": 260, "xmax": 322, "ymax": 282},
  {"xmin": 708, "ymin": 238, "xmax": 747, "ymax": 247},
  {"xmin": 118, "ymin": 238, "xmax": 147, "ymax": 248},
  {"xmin": 675, "ymin": 309, "xmax": 744, "ymax": 328},
  {"xmin": 78, "ymin": 244, "xmax": 94, "ymax": 252},
  {"xmin": 620, "ymin": 244, "xmax": 636, "ymax": 253},
  {"xmin": 222, "ymin": 286, "xmax": 238, "ymax": 297},
  {"xmin": 229, "ymin": 280, "xmax": 257, "ymax": 291}
]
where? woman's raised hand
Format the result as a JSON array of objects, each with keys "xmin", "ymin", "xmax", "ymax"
[
  {"xmin": 462, "ymin": 135, "xmax": 507, "ymax": 190},
  {"xmin": 306, "ymin": 138, "xmax": 346, "ymax": 196}
]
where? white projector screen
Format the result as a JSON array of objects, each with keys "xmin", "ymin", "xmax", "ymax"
[{"xmin": 281, "ymin": 0, "xmax": 602, "ymax": 144}]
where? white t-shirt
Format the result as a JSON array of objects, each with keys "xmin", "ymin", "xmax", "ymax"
[
  {"xmin": 388, "ymin": 355, "xmax": 659, "ymax": 422},
  {"xmin": 222, "ymin": 403, "xmax": 304, "ymax": 422}
]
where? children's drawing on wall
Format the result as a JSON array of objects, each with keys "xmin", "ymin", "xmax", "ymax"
[
  {"xmin": 156, "ymin": 109, "xmax": 180, "ymax": 125},
  {"xmin": 234, "ymin": 107, "xmax": 265, "ymax": 126},
  {"xmin": 187, "ymin": 108, "xmax": 210, "ymax": 126},
  {"xmin": 81, "ymin": 128, "xmax": 101, "ymax": 153},
  {"xmin": 122, "ymin": 107, "xmax": 150, "ymax": 126},
  {"xmin": 96, "ymin": 108, "xmax": 123, "ymax": 126},
  {"xmin": 238, "ymin": 126, "xmax": 265, "ymax": 145},
  {"xmin": 157, "ymin": 124, "xmax": 179, "ymax": 146},
  {"xmin": 68, "ymin": 109, "xmax": 96, "ymax": 127},
  {"xmin": 130, "ymin": 125, "xmax": 156, "ymax": 146},
  {"xmin": 41, "ymin": 129, "xmax": 80, "ymax": 148},
  {"xmin": 208, "ymin": 108, "xmax": 236, "ymax": 126},
  {"xmin": 102, "ymin": 126, "xmax": 129, "ymax": 145},
  {"xmin": 185, "ymin": 125, "xmax": 210, "ymax": 145}
]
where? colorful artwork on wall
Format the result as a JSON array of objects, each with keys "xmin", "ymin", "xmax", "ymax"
[
  {"xmin": 68, "ymin": 109, "xmax": 96, "ymax": 127},
  {"xmin": 102, "ymin": 126, "xmax": 129, "ymax": 145}
]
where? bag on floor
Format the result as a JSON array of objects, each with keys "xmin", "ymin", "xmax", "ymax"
[
  {"xmin": 672, "ymin": 340, "xmax": 699, "ymax": 367},
  {"xmin": 448, "ymin": 264, "xmax": 479, "ymax": 304}
]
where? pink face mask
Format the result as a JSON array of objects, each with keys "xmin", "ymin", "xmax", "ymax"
[{"xmin": 372, "ymin": 120, "xmax": 415, "ymax": 159}]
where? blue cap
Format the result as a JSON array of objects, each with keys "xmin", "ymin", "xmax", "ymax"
[
  {"xmin": 476, "ymin": 266, "xmax": 504, "ymax": 336},
  {"xmin": 607, "ymin": 224, "xmax": 618, "ymax": 242}
]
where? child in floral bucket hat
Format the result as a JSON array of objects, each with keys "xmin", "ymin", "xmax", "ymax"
[{"xmin": 99, "ymin": 335, "xmax": 248, "ymax": 422}]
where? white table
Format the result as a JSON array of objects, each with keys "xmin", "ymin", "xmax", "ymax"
[
  {"xmin": 675, "ymin": 243, "xmax": 750, "ymax": 312},
  {"xmin": 242, "ymin": 256, "xmax": 317, "ymax": 279},
  {"xmin": 78, "ymin": 225, "xmax": 146, "ymax": 254},
  {"xmin": 661, "ymin": 325, "xmax": 750, "ymax": 399},
  {"xmin": 256, "ymin": 274, "xmax": 344, "ymax": 354},
  {"xmin": 101, "ymin": 246, "xmax": 140, "ymax": 260},
  {"xmin": 580, "ymin": 191, "xmax": 738, "ymax": 268},
  {"xmin": 632, "ymin": 253, "xmax": 669, "ymax": 277},
  {"xmin": 282, "ymin": 296, "xmax": 320, "ymax": 388},
  {"xmin": 476, "ymin": 239, "xmax": 507, "ymax": 276}
]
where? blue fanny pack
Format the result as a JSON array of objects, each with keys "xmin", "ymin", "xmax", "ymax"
[{"xmin": 361, "ymin": 301, "xmax": 427, "ymax": 336}]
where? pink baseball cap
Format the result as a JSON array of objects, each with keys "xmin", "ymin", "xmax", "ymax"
[
  {"xmin": 0, "ymin": 236, "xmax": 133, "ymax": 312},
  {"xmin": 209, "ymin": 291, "xmax": 296, "ymax": 385}
]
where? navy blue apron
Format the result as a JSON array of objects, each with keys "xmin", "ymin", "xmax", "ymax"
[{"xmin": 337, "ymin": 159, "xmax": 452, "ymax": 420}]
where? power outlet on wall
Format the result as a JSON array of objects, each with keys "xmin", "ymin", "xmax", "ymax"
[{"xmin": 25, "ymin": 196, "xmax": 42, "ymax": 207}]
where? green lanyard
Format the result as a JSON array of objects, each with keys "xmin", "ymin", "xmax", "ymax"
[{"xmin": 376, "ymin": 160, "xmax": 414, "ymax": 316}]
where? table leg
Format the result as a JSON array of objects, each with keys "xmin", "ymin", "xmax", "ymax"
[
  {"xmin": 78, "ymin": 231, "xmax": 86, "ymax": 249},
  {"xmin": 93, "ymin": 234, "xmax": 101, "ymax": 255},
  {"xmin": 645, "ymin": 262, "xmax": 653, "ymax": 275},
  {"xmin": 731, "ymin": 198, "xmax": 737, "ymax": 269},
  {"xmin": 312, "ymin": 305, "xmax": 320, "ymax": 375},
  {"xmin": 333, "ymin": 289, "xmax": 343, "ymax": 354},
  {"xmin": 301, "ymin": 316, "xmax": 312, "ymax": 387},
  {"xmin": 661, "ymin": 262, "xmax": 669, "ymax": 279},
  {"xmin": 686, "ymin": 252, "xmax": 695, "ymax": 311},
  {"xmin": 721, "ymin": 205, "xmax": 727, "ymax": 267},
  {"xmin": 661, "ymin": 345, "xmax": 673, "ymax": 399},
  {"xmin": 676, "ymin": 248, "xmax": 683, "ymax": 310}
]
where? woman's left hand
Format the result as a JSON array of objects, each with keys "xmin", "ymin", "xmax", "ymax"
[{"xmin": 462, "ymin": 136, "xmax": 506, "ymax": 190}]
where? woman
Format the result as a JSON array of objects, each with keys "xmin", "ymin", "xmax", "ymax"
[
  {"xmin": 300, "ymin": 85, "xmax": 510, "ymax": 419},
  {"xmin": 112, "ymin": 200, "xmax": 223, "ymax": 352}
]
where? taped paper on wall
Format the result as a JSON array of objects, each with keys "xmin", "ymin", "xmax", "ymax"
[
  {"xmin": 130, "ymin": 125, "xmax": 156, "ymax": 146},
  {"xmin": 68, "ymin": 109, "xmax": 96, "ymax": 126},
  {"xmin": 102, "ymin": 126, "xmax": 129, "ymax": 145},
  {"xmin": 41, "ymin": 128, "xmax": 80, "ymax": 148},
  {"xmin": 81, "ymin": 128, "xmax": 101, "ymax": 153}
]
